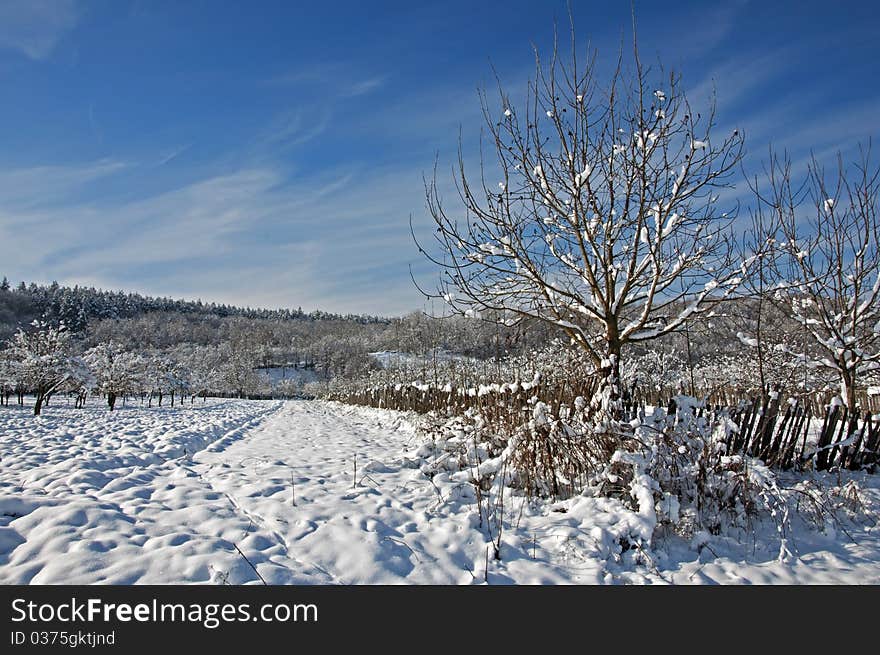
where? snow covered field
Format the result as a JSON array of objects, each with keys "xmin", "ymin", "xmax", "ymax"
[
  {"xmin": 255, "ymin": 366, "xmax": 320, "ymax": 390},
  {"xmin": 1, "ymin": 399, "xmax": 879, "ymax": 584},
  {"xmin": 369, "ymin": 349, "xmax": 473, "ymax": 369}
]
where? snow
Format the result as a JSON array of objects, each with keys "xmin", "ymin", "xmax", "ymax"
[
  {"xmin": 573, "ymin": 165, "xmax": 591, "ymax": 187},
  {"xmin": 1, "ymin": 400, "xmax": 879, "ymax": 585},
  {"xmin": 256, "ymin": 365, "xmax": 319, "ymax": 390},
  {"xmin": 736, "ymin": 331, "xmax": 759, "ymax": 348},
  {"xmin": 369, "ymin": 349, "xmax": 472, "ymax": 369}
]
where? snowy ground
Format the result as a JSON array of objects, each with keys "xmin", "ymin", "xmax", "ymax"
[{"xmin": 1, "ymin": 399, "xmax": 878, "ymax": 584}]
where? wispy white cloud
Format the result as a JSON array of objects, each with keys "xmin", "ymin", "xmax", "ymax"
[
  {"xmin": 619, "ymin": 0, "xmax": 753, "ymax": 67},
  {"xmin": 342, "ymin": 76, "xmax": 387, "ymax": 97},
  {"xmin": 263, "ymin": 62, "xmax": 387, "ymax": 98},
  {"xmin": 685, "ymin": 45, "xmax": 802, "ymax": 113},
  {"xmin": 0, "ymin": 0, "xmax": 79, "ymax": 60},
  {"xmin": 0, "ymin": 159, "xmax": 127, "ymax": 209},
  {"xmin": 156, "ymin": 143, "xmax": 193, "ymax": 167},
  {"xmin": 0, "ymin": 158, "xmax": 440, "ymax": 314},
  {"xmin": 743, "ymin": 95, "xmax": 880, "ymax": 157},
  {"xmin": 661, "ymin": 0, "xmax": 750, "ymax": 59},
  {"xmin": 252, "ymin": 110, "xmax": 331, "ymax": 154}
]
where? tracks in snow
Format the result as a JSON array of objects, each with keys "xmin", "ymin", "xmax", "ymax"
[{"xmin": 193, "ymin": 400, "xmax": 482, "ymax": 584}]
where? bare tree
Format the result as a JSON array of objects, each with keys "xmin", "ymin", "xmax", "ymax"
[
  {"xmin": 417, "ymin": 24, "xmax": 748, "ymax": 416},
  {"xmin": 751, "ymin": 145, "xmax": 880, "ymax": 409}
]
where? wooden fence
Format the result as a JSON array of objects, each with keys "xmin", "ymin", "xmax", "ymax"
[
  {"xmin": 680, "ymin": 397, "xmax": 879, "ymax": 472},
  {"xmin": 334, "ymin": 378, "xmax": 880, "ymax": 473}
]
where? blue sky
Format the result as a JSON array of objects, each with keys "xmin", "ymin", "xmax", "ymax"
[{"xmin": 0, "ymin": 0, "xmax": 877, "ymax": 315}]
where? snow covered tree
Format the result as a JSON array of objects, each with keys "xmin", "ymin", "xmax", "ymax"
[
  {"xmin": 751, "ymin": 146, "xmax": 880, "ymax": 408},
  {"xmin": 181, "ymin": 345, "xmax": 223, "ymax": 402},
  {"xmin": 164, "ymin": 346, "xmax": 193, "ymax": 405},
  {"xmin": 419, "ymin": 27, "xmax": 749, "ymax": 418},
  {"xmin": 0, "ymin": 348, "xmax": 18, "ymax": 405},
  {"xmin": 144, "ymin": 352, "xmax": 190, "ymax": 407},
  {"xmin": 6, "ymin": 320, "xmax": 73, "ymax": 415},
  {"xmin": 622, "ymin": 347, "xmax": 684, "ymax": 399},
  {"xmin": 218, "ymin": 342, "xmax": 259, "ymax": 398},
  {"xmin": 61, "ymin": 356, "xmax": 96, "ymax": 409},
  {"xmin": 83, "ymin": 342, "xmax": 144, "ymax": 410}
]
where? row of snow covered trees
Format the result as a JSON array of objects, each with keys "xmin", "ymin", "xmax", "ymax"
[
  {"xmin": 0, "ymin": 276, "xmax": 386, "ymax": 337},
  {"xmin": 0, "ymin": 321, "xmax": 265, "ymax": 415}
]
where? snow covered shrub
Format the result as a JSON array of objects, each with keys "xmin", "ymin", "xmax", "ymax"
[
  {"xmin": 413, "ymin": 410, "xmax": 505, "ymax": 480},
  {"xmin": 506, "ymin": 395, "xmax": 637, "ymax": 498},
  {"xmin": 408, "ymin": 382, "xmax": 638, "ymax": 503},
  {"xmin": 832, "ymin": 479, "xmax": 868, "ymax": 516},
  {"xmin": 789, "ymin": 476, "xmax": 871, "ymax": 536},
  {"xmin": 596, "ymin": 396, "xmax": 790, "ymax": 546}
]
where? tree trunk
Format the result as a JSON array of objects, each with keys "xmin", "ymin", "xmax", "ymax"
[
  {"xmin": 842, "ymin": 369, "xmax": 857, "ymax": 410},
  {"xmin": 34, "ymin": 391, "xmax": 44, "ymax": 416},
  {"xmin": 684, "ymin": 322, "xmax": 696, "ymax": 396},
  {"xmin": 108, "ymin": 392, "xmax": 117, "ymax": 411},
  {"xmin": 593, "ymin": 329, "xmax": 623, "ymax": 423}
]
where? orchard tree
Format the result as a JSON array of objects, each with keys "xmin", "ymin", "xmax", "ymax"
[
  {"xmin": 62, "ymin": 356, "xmax": 96, "ymax": 409},
  {"xmin": 751, "ymin": 145, "xmax": 880, "ymax": 409},
  {"xmin": 0, "ymin": 348, "xmax": 18, "ymax": 405},
  {"xmin": 165, "ymin": 346, "xmax": 193, "ymax": 405},
  {"xmin": 184, "ymin": 345, "xmax": 223, "ymax": 402},
  {"xmin": 419, "ymin": 27, "xmax": 750, "ymax": 418},
  {"xmin": 84, "ymin": 342, "xmax": 143, "ymax": 411},
  {"xmin": 145, "ymin": 351, "xmax": 193, "ymax": 407},
  {"xmin": 146, "ymin": 353, "xmax": 174, "ymax": 406},
  {"xmin": 6, "ymin": 320, "xmax": 73, "ymax": 415},
  {"xmin": 218, "ymin": 342, "xmax": 259, "ymax": 398}
]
